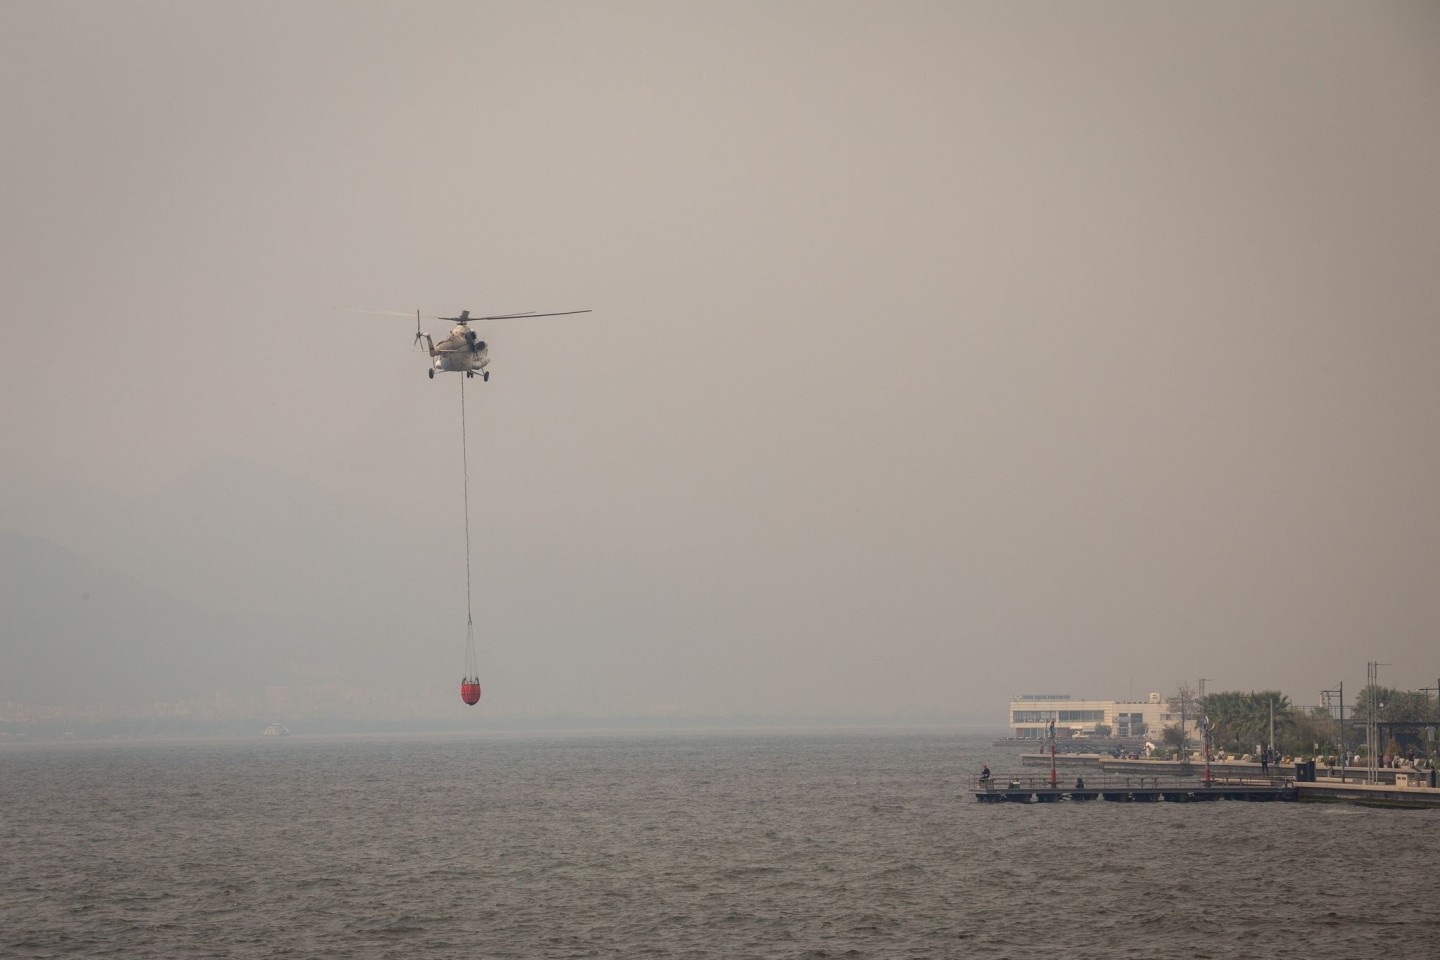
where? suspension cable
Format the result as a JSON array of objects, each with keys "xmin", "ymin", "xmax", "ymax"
[{"xmin": 460, "ymin": 375, "xmax": 476, "ymax": 679}]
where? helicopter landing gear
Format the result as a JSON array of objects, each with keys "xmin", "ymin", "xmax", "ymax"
[
  {"xmin": 428, "ymin": 369, "xmax": 435, "ymax": 379},
  {"xmin": 482, "ymin": 371, "xmax": 489, "ymax": 382},
  {"xmin": 465, "ymin": 371, "xmax": 474, "ymax": 378}
]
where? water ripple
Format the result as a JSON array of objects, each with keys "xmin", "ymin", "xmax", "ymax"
[{"xmin": 4, "ymin": 731, "xmax": 1439, "ymax": 959}]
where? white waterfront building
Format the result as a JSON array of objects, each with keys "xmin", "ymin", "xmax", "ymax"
[{"xmin": 1008, "ymin": 692, "xmax": 1178, "ymax": 741}]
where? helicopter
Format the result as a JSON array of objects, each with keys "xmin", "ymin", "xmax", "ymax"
[{"xmin": 347, "ymin": 307, "xmax": 591, "ymax": 379}]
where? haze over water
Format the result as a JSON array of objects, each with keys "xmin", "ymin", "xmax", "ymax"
[
  {"xmin": 6, "ymin": 730, "xmax": 1438, "ymax": 959},
  {"xmin": 4, "ymin": 3, "xmax": 1440, "ymax": 726}
]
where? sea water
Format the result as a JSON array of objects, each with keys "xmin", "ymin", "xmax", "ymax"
[{"xmin": 3, "ymin": 729, "xmax": 1437, "ymax": 958}]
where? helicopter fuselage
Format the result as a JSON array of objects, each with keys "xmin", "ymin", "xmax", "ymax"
[{"xmin": 425, "ymin": 324, "xmax": 490, "ymax": 378}]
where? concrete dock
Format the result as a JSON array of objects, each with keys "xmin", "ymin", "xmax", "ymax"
[{"xmin": 1295, "ymin": 779, "xmax": 1440, "ymax": 808}]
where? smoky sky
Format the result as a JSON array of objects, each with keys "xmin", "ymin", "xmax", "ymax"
[{"xmin": 3, "ymin": 1, "xmax": 1438, "ymax": 720}]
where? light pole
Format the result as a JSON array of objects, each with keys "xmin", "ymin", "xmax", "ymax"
[
  {"xmin": 1197, "ymin": 679, "xmax": 1214, "ymax": 772},
  {"xmin": 1367, "ymin": 663, "xmax": 1376, "ymax": 783},
  {"xmin": 1177, "ymin": 685, "xmax": 1191, "ymax": 767},
  {"xmin": 1268, "ymin": 698, "xmax": 1275, "ymax": 760},
  {"xmin": 1322, "ymin": 683, "xmax": 1344, "ymax": 782},
  {"xmin": 1421, "ymin": 683, "xmax": 1439, "ymax": 774},
  {"xmin": 1201, "ymin": 714, "xmax": 1212, "ymax": 785},
  {"xmin": 1177, "ymin": 690, "xmax": 1184, "ymax": 762},
  {"xmin": 1048, "ymin": 718, "xmax": 1057, "ymax": 788},
  {"xmin": 1366, "ymin": 661, "xmax": 1390, "ymax": 784}
]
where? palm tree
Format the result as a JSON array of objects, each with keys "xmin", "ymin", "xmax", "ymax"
[
  {"xmin": 1200, "ymin": 690, "xmax": 1247, "ymax": 752},
  {"xmin": 1199, "ymin": 690, "xmax": 1291, "ymax": 754}
]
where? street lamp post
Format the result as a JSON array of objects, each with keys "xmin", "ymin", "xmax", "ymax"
[
  {"xmin": 1367, "ymin": 663, "xmax": 1376, "ymax": 783},
  {"xmin": 1421, "ymin": 683, "xmax": 1439, "ymax": 774},
  {"xmin": 1269, "ymin": 698, "xmax": 1275, "ymax": 760},
  {"xmin": 1178, "ymin": 689, "xmax": 1186, "ymax": 765},
  {"xmin": 1322, "ymin": 683, "xmax": 1344, "ymax": 782},
  {"xmin": 1197, "ymin": 679, "xmax": 1214, "ymax": 784},
  {"xmin": 1048, "ymin": 718, "xmax": 1057, "ymax": 788},
  {"xmin": 1202, "ymin": 715, "xmax": 1212, "ymax": 785}
]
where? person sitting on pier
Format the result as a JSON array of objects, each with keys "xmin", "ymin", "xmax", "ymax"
[{"xmin": 979, "ymin": 765, "xmax": 991, "ymax": 782}]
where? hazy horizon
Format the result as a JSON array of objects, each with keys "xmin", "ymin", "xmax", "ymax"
[{"xmin": 4, "ymin": 2, "xmax": 1439, "ymax": 728}]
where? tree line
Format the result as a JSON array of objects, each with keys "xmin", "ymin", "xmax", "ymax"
[{"xmin": 1162, "ymin": 685, "xmax": 1439, "ymax": 758}]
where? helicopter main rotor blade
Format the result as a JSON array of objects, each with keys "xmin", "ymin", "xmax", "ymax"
[
  {"xmin": 341, "ymin": 306, "xmax": 592, "ymax": 322},
  {"xmin": 336, "ymin": 307, "xmax": 423, "ymax": 319},
  {"xmin": 464, "ymin": 309, "xmax": 592, "ymax": 322}
]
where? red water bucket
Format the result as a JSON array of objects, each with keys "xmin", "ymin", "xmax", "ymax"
[{"xmin": 460, "ymin": 679, "xmax": 481, "ymax": 705}]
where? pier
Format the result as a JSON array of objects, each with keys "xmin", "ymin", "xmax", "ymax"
[
  {"xmin": 992, "ymin": 754, "xmax": 1440, "ymax": 807},
  {"xmin": 975, "ymin": 773, "xmax": 1296, "ymax": 803}
]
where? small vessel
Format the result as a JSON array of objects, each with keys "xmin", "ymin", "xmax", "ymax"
[{"xmin": 263, "ymin": 723, "xmax": 291, "ymax": 737}]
